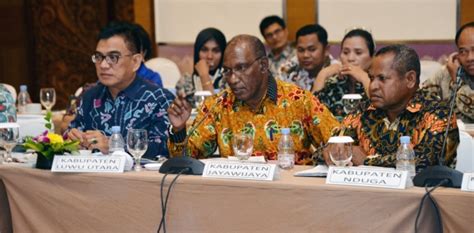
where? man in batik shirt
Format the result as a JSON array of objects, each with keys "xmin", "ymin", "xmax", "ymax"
[
  {"xmin": 68, "ymin": 22, "xmax": 173, "ymax": 159},
  {"xmin": 168, "ymin": 35, "xmax": 339, "ymax": 165},
  {"xmin": 259, "ymin": 15, "xmax": 296, "ymax": 76},
  {"xmin": 329, "ymin": 45, "xmax": 459, "ymax": 171},
  {"xmin": 422, "ymin": 21, "xmax": 474, "ymax": 123},
  {"xmin": 279, "ymin": 24, "xmax": 336, "ymax": 91}
]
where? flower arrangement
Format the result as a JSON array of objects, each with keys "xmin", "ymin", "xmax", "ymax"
[{"xmin": 23, "ymin": 111, "xmax": 79, "ymax": 160}]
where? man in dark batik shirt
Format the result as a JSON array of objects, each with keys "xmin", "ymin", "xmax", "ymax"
[
  {"xmin": 68, "ymin": 22, "xmax": 173, "ymax": 159},
  {"xmin": 328, "ymin": 45, "xmax": 459, "ymax": 171}
]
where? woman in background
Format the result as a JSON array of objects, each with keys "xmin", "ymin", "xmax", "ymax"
[
  {"xmin": 311, "ymin": 29, "xmax": 374, "ymax": 121},
  {"xmin": 175, "ymin": 28, "xmax": 227, "ymax": 105}
]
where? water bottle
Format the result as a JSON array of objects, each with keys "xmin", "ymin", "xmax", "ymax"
[
  {"xmin": 108, "ymin": 126, "xmax": 125, "ymax": 155},
  {"xmin": 396, "ymin": 136, "xmax": 416, "ymax": 179},
  {"xmin": 17, "ymin": 85, "xmax": 31, "ymax": 114},
  {"xmin": 278, "ymin": 128, "xmax": 295, "ymax": 169}
]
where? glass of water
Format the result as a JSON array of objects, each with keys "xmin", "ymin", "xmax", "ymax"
[
  {"xmin": 127, "ymin": 129, "xmax": 148, "ymax": 171},
  {"xmin": 40, "ymin": 88, "xmax": 56, "ymax": 111},
  {"xmin": 194, "ymin": 91, "xmax": 212, "ymax": 109},
  {"xmin": 328, "ymin": 136, "xmax": 354, "ymax": 167},
  {"xmin": 342, "ymin": 94, "xmax": 362, "ymax": 114},
  {"xmin": 0, "ymin": 124, "xmax": 20, "ymax": 164},
  {"xmin": 232, "ymin": 133, "xmax": 253, "ymax": 160}
]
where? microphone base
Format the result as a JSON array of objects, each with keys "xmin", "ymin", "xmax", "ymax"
[
  {"xmin": 413, "ymin": 165, "xmax": 463, "ymax": 188},
  {"xmin": 159, "ymin": 156, "xmax": 205, "ymax": 175}
]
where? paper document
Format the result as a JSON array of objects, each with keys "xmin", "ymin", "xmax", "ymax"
[{"xmin": 294, "ymin": 165, "xmax": 328, "ymax": 177}]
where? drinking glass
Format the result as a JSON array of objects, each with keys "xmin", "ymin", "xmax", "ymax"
[
  {"xmin": 232, "ymin": 133, "xmax": 253, "ymax": 160},
  {"xmin": 194, "ymin": 91, "xmax": 212, "ymax": 109},
  {"xmin": 40, "ymin": 88, "xmax": 56, "ymax": 111},
  {"xmin": 327, "ymin": 136, "xmax": 354, "ymax": 167},
  {"xmin": 127, "ymin": 129, "xmax": 148, "ymax": 171},
  {"xmin": 342, "ymin": 94, "xmax": 362, "ymax": 114},
  {"xmin": 0, "ymin": 124, "xmax": 20, "ymax": 164}
]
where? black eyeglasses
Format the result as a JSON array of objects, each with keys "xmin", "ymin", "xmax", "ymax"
[
  {"xmin": 91, "ymin": 52, "xmax": 135, "ymax": 65},
  {"xmin": 222, "ymin": 56, "xmax": 264, "ymax": 78}
]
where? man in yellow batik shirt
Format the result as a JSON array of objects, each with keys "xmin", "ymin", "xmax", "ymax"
[{"xmin": 167, "ymin": 35, "xmax": 339, "ymax": 165}]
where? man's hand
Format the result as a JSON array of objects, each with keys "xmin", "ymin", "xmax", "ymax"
[
  {"xmin": 67, "ymin": 128, "xmax": 86, "ymax": 145},
  {"xmin": 167, "ymin": 92, "xmax": 193, "ymax": 132},
  {"xmin": 446, "ymin": 52, "xmax": 460, "ymax": 82},
  {"xmin": 83, "ymin": 130, "xmax": 109, "ymax": 154}
]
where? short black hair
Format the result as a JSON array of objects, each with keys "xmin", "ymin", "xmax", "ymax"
[
  {"xmin": 97, "ymin": 21, "xmax": 142, "ymax": 55},
  {"xmin": 259, "ymin": 15, "xmax": 286, "ymax": 36},
  {"xmin": 296, "ymin": 24, "xmax": 328, "ymax": 47},
  {"xmin": 342, "ymin": 29, "xmax": 375, "ymax": 56},
  {"xmin": 132, "ymin": 23, "xmax": 153, "ymax": 60},
  {"xmin": 455, "ymin": 21, "xmax": 474, "ymax": 46},
  {"xmin": 375, "ymin": 44, "xmax": 420, "ymax": 85}
]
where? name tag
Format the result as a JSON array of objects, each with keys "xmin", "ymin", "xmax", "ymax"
[
  {"xmin": 461, "ymin": 173, "xmax": 474, "ymax": 192},
  {"xmin": 326, "ymin": 166, "xmax": 412, "ymax": 189},
  {"xmin": 51, "ymin": 155, "xmax": 127, "ymax": 173},
  {"xmin": 202, "ymin": 161, "xmax": 278, "ymax": 181}
]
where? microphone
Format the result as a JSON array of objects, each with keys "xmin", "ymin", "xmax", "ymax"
[
  {"xmin": 159, "ymin": 90, "xmax": 228, "ymax": 175},
  {"xmin": 413, "ymin": 67, "xmax": 464, "ymax": 188}
]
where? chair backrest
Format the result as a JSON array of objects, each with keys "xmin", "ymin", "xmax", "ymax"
[
  {"xmin": 420, "ymin": 60, "xmax": 442, "ymax": 84},
  {"xmin": 2, "ymin": 83, "xmax": 17, "ymax": 101},
  {"xmin": 145, "ymin": 58, "xmax": 181, "ymax": 91},
  {"xmin": 456, "ymin": 131, "xmax": 474, "ymax": 173}
]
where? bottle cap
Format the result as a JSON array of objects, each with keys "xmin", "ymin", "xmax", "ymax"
[
  {"xmin": 20, "ymin": 85, "xmax": 27, "ymax": 91},
  {"xmin": 400, "ymin": 136, "xmax": 411, "ymax": 144},
  {"xmin": 111, "ymin": 126, "xmax": 121, "ymax": 133},
  {"xmin": 281, "ymin": 128, "xmax": 290, "ymax": 135}
]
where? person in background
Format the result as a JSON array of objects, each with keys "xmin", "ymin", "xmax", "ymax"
[
  {"xmin": 328, "ymin": 45, "xmax": 459, "ymax": 171},
  {"xmin": 175, "ymin": 27, "xmax": 226, "ymax": 105},
  {"xmin": 0, "ymin": 85, "xmax": 16, "ymax": 122},
  {"xmin": 312, "ymin": 29, "xmax": 373, "ymax": 121},
  {"xmin": 259, "ymin": 15, "xmax": 295, "ymax": 76},
  {"xmin": 132, "ymin": 22, "xmax": 164, "ymax": 88},
  {"xmin": 67, "ymin": 22, "xmax": 173, "ymax": 159},
  {"xmin": 422, "ymin": 21, "xmax": 474, "ymax": 123},
  {"xmin": 280, "ymin": 24, "xmax": 337, "ymax": 91},
  {"xmin": 167, "ymin": 35, "xmax": 339, "ymax": 165}
]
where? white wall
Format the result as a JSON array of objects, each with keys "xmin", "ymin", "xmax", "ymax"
[
  {"xmin": 319, "ymin": 0, "xmax": 457, "ymax": 42},
  {"xmin": 154, "ymin": 0, "xmax": 283, "ymax": 43}
]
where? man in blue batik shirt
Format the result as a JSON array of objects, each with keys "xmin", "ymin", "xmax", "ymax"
[{"xmin": 68, "ymin": 22, "xmax": 173, "ymax": 159}]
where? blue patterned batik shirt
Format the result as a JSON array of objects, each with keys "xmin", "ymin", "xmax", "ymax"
[{"xmin": 69, "ymin": 77, "xmax": 173, "ymax": 159}]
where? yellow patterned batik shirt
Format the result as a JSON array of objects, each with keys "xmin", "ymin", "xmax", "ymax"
[
  {"xmin": 168, "ymin": 76, "xmax": 340, "ymax": 165},
  {"xmin": 334, "ymin": 89, "xmax": 459, "ymax": 171}
]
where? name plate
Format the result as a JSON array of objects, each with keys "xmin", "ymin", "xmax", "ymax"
[
  {"xmin": 326, "ymin": 166, "xmax": 412, "ymax": 189},
  {"xmin": 52, "ymin": 155, "xmax": 127, "ymax": 173},
  {"xmin": 202, "ymin": 161, "xmax": 278, "ymax": 181},
  {"xmin": 461, "ymin": 173, "xmax": 474, "ymax": 192}
]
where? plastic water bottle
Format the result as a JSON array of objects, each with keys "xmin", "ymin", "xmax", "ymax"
[
  {"xmin": 278, "ymin": 128, "xmax": 295, "ymax": 169},
  {"xmin": 17, "ymin": 85, "xmax": 31, "ymax": 113},
  {"xmin": 396, "ymin": 136, "xmax": 416, "ymax": 179},
  {"xmin": 108, "ymin": 126, "xmax": 125, "ymax": 155}
]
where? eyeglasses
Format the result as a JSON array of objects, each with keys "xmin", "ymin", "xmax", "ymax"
[
  {"xmin": 222, "ymin": 56, "xmax": 264, "ymax": 78},
  {"xmin": 91, "ymin": 53, "xmax": 134, "ymax": 65}
]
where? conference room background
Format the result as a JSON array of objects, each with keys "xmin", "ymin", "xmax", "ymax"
[{"xmin": 0, "ymin": 0, "xmax": 473, "ymax": 109}]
